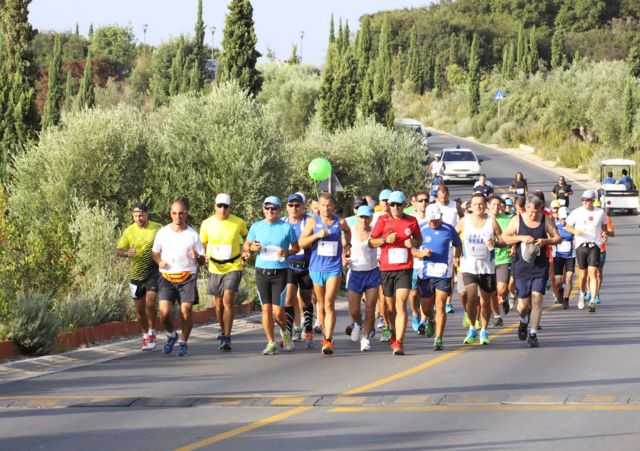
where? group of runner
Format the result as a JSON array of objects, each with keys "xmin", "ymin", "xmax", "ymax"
[{"xmin": 115, "ymin": 171, "xmax": 614, "ymax": 357}]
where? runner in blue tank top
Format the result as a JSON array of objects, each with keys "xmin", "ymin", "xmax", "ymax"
[{"xmin": 299, "ymin": 192, "xmax": 351, "ymax": 356}]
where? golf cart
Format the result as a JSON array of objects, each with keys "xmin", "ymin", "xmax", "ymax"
[{"xmin": 599, "ymin": 159, "xmax": 638, "ymax": 215}]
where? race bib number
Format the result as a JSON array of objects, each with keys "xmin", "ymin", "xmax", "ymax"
[
  {"xmin": 260, "ymin": 245, "xmax": 282, "ymax": 261},
  {"xmin": 426, "ymin": 262, "xmax": 448, "ymax": 278},
  {"xmin": 388, "ymin": 248, "xmax": 408, "ymax": 264},
  {"xmin": 211, "ymin": 245, "xmax": 232, "ymax": 260},
  {"xmin": 171, "ymin": 254, "xmax": 189, "ymax": 267},
  {"xmin": 516, "ymin": 188, "xmax": 524, "ymax": 195},
  {"xmin": 559, "ymin": 199, "xmax": 566, "ymax": 206},
  {"xmin": 317, "ymin": 240, "xmax": 338, "ymax": 257},
  {"xmin": 470, "ymin": 244, "xmax": 488, "ymax": 259},
  {"xmin": 558, "ymin": 240, "xmax": 572, "ymax": 253}
]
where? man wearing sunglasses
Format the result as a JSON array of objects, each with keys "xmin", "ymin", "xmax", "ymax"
[
  {"xmin": 564, "ymin": 190, "xmax": 608, "ymax": 312},
  {"xmin": 152, "ymin": 199, "xmax": 206, "ymax": 357},
  {"xmin": 369, "ymin": 191, "xmax": 422, "ymax": 356},
  {"xmin": 282, "ymin": 193, "xmax": 315, "ymax": 349},
  {"xmin": 200, "ymin": 193, "xmax": 248, "ymax": 352},
  {"xmin": 244, "ymin": 196, "xmax": 299, "ymax": 355}
]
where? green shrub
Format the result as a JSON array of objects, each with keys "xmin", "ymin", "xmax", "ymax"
[
  {"xmin": 55, "ymin": 281, "xmax": 128, "ymax": 332},
  {"xmin": 10, "ymin": 292, "xmax": 60, "ymax": 356}
]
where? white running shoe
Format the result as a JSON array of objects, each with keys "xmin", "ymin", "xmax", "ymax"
[
  {"xmin": 146, "ymin": 334, "xmax": 157, "ymax": 350},
  {"xmin": 313, "ymin": 319, "xmax": 323, "ymax": 334},
  {"xmin": 360, "ymin": 336, "xmax": 371, "ymax": 351},
  {"xmin": 280, "ymin": 329, "xmax": 295, "ymax": 352},
  {"xmin": 351, "ymin": 323, "xmax": 362, "ymax": 342},
  {"xmin": 376, "ymin": 317, "xmax": 385, "ymax": 330},
  {"xmin": 578, "ymin": 293, "xmax": 585, "ymax": 310},
  {"xmin": 141, "ymin": 335, "xmax": 149, "ymax": 351}
]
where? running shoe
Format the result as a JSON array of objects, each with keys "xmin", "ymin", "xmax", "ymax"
[
  {"xmin": 463, "ymin": 329, "xmax": 479, "ymax": 344},
  {"xmin": 411, "ymin": 315, "xmax": 420, "ymax": 332},
  {"xmin": 263, "ymin": 341, "xmax": 278, "ymax": 355},
  {"xmin": 445, "ymin": 303, "xmax": 454, "ymax": 314},
  {"xmin": 163, "ymin": 332, "xmax": 178, "ymax": 354},
  {"xmin": 321, "ymin": 339, "xmax": 334, "ymax": 355},
  {"xmin": 434, "ymin": 337, "xmax": 444, "ymax": 351},
  {"xmin": 417, "ymin": 322, "xmax": 426, "ymax": 336},
  {"xmin": 380, "ymin": 326, "xmax": 392, "ymax": 342},
  {"xmin": 141, "ymin": 335, "xmax": 149, "ymax": 351},
  {"xmin": 553, "ymin": 296, "xmax": 561, "ymax": 305},
  {"xmin": 578, "ymin": 293, "xmax": 586, "ymax": 310},
  {"xmin": 562, "ymin": 297, "xmax": 569, "ymax": 309},
  {"xmin": 303, "ymin": 332, "xmax": 314, "ymax": 349},
  {"xmin": 351, "ymin": 323, "xmax": 362, "ymax": 342},
  {"xmin": 281, "ymin": 329, "xmax": 294, "ymax": 352},
  {"xmin": 147, "ymin": 334, "xmax": 157, "ymax": 351},
  {"xmin": 492, "ymin": 317, "xmax": 504, "ymax": 327},
  {"xmin": 368, "ymin": 328, "xmax": 376, "ymax": 339},
  {"xmin": 376, "ymin": 317, "xmax": 385, "ymax": 330},
  {"xmin": 391, "ymin": 340, "xmax": 404, "ymax": 355},
  {"xmin": 588, "ymin": 301, "xmax": 596, "ymax": 313},
  {"xmin": 517, "ymin": 321, "xmax": 528, "ymax": 341},
  {"xmin": 177, "ymin": 341, "xmax": 188, "ymax": 357},
  {"xmin": 585, "ymin": 291, "xmax": 591, "ymax": 302},
  {"xmin": 528, "ymin": 333, "xmax": 539, "ymax": 347},
  {"xmin": 292, "ymin": 327, "xmax": 302, "ymax": 342},
  {"xmin": 360, "ymin": 336, "xmax": 371, "ymax": 352},
  {"xmin": 501, "ymin": 298, "xmax": 510, "ymax": 315},
  {"xmin": 425, "ymin": 320, "xmax": 435, "ymax": 338},
  {"xmin": 313, "ymin": 319, "xmax": 323, "ymax": 334},
  {"xmin": 220, "ymin": 336, "xmax": 232, "ymax": 352},
  {"xmin": 595, "ymin": 294, "xmax": 601, "ymax": 305},
  {"xmin": 480, "ymin": 330, "xmax": 490, "ymax": 345},
  {"xmin": 215, "ymin": 329, "xmax": 223, "ymax": 340},
  {"xmin": 462, "ymin": 312, "xmax": 470, "ymax": 328},
  {"xmin": 345, "ymin": 323, "xmax": 353, "ymax": 336}
]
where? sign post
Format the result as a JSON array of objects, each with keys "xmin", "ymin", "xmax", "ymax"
[{"xmin": 493, "ymin": 90, "xmax": 506, "ymax": 119}]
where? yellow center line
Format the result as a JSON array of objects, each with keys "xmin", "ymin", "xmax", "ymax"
[{"xmin": 175, "ymin": 305, "xmax": 560, "ymax": 450}]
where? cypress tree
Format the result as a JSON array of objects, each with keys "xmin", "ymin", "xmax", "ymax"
[
  {"xmin": 372, "ymin": 16, "xmax": 394, "ymax": 128},
  {"xmin": 501, "ymin": 43, "xmax": 509, "ymax": 79},
  {"xmin": 63, "ymin": 70, "xmax": 74, "ymax": 112},
  {"xmin": 170, "ymin": 37, "xmax": 185, "ymax": 96},
  {"xmin": 551, "ymin": 27, "xmax": 565, "ymax": 70},
  {"xmin": 392, "ymin": 50, "xmax": 404, "ymax": 89},
  {"xmin": 334, "ymin": 43, "xmax": 358, "ymax": 129},
  {"xmin": 319, "ymin": 42, "xmax": 338, "ymax": 132},
  {"xmin": 468, "ymin": 33, "xmax": 480, "ymax": 117},
  {"xmin": 516, "ymin": 24, "xmax": 527, "ymax": 75},
  {"xmin": 360, "ymin": 63, "xmax": 375, "ymax": 118},
  {"xmin": 189, "ymin": 0, "xmax": 206, "ymax": 92},
  {"xmin": 628, "ymin": 47, "xmax": 640, "ymax": 78},
  {"xmin": 406, "ymin": 25, "xmax": 423, "ymax": 94},
  {"xmin": 356, "ymin": 16, "xmax": 372, "ymax": 106},
  {"xmin": 423, "ymin": 53, "xmax": 434, "ymax": 91},
  {"xmin": 329, "ymin": 14, "xmax": 335, "ymax": 44},
  {"xmin": 448, "ymin": 32, "xmax": 457, "ymax": 66},
  {"xmin": 0, "ymin": 0, "xmax": 39, "ymax": 182},
  {"xmin": 76, "ymin": 47, "xmax": 94, "ymax": 109},
  {"xmin": 622, "ymin": 77, "xmax": 635, "ymax": 152},
  {"xmin": 528, "ymin": 26, "xmax": 539, "ymax": 75},
  {"xmin": 88, "ymin": 23, "xmax": 93, "ymax": 40},
  {"xmin": 75, "ymin": 23, "xmax": 79, "ymax": 36},
  {"xmin": 218, "ymin": 0, "xmax": 262, "ymax": 96},
  {"xmin": 433, "ymin": 54, "xmax": 443, "ymax": 97},
  {"xmin": 42, "ymin": 34, "xmax": 63, "ymax": 128}
]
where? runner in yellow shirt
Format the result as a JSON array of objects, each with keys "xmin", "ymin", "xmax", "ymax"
[
  {"xmin": 116, "ymin": 202, "xmax": 162, "ymax": 351},
  {"xmin": 200, "ymin": 193, "xmax": 248, "ymax": 351}
]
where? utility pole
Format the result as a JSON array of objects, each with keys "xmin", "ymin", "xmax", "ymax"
[
  {"xmin": 211, "ymin": 26, "xmax": 216, "ymax": 59},
  {"xmin": 300, "ymin": 30, "xmax": 305, "ymax": 63}
]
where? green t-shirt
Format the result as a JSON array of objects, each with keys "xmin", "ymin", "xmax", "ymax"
[
  {"xmin": 117, "ymin": 221, "xmax": 162, "ymax": 280},
  {"xmin": 494, "ymin": 213, "xmax": 513, "ymax": 266}
]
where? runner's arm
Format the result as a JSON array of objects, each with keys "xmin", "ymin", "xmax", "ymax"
[
  {"xmin": 542, "ymin": 216, "xmax": 562, "ymax": 246},
  {"xmin": 339, "ymin": 218, "xmax": 352, "ymax": 249},
  {"xmin": 298, "ymin": 216, "xmax": 324, "ymax": 248},
  {"xmin": 501, "ymin": 216, "xmax": 526, "ymax": 245}
]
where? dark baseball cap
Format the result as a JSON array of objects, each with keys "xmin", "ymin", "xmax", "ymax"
[
  {"xmin": 131, "ymin": 202, "xmax": 148, "ymax": 212},
  {"xmin": 352, "ymin": 197, "xmax": 366, "ymax": 208}
]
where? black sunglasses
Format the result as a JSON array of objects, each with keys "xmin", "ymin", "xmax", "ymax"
[
  {"xmin": 264, "ymin": 206, "xmax": 279, "ymax": 211},
  {"xmin": 287, "ymin": 203, "xmax": 301, "ymax": 208},
  {"xmin": 216, "ymin": 204, "xmax": 229, "ymax": 209},
  {"xmin": 416, "ymin": 198, "xmax": 429, "ymax": 203},
  {"xmin": 389, "ymin": 202, "xmax": 403, "ymax": 207}
]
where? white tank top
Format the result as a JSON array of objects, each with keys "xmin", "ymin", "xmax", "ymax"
[
  {"xmin": 413, "ymin": 214, "xmax": 429, "ymax": 271},
  {"xmin": 461, "ymin": 215, "xmax": 495, "ymax": 275},
  {"xmin": 349, "ymin": 226, "xmax": 378, "ymax": 272}
]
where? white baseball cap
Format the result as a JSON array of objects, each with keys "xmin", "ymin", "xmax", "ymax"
[
  {"xmin": 581, "ymin": 189, "xmax": 596, "ymax": 200},
  {"xmin": 557, "ymin": 206, "xmax": 569, "ymax": 219},
  {"xmin": 215, "ymin": 193, "xmax": 231, "ymax": 206},
  {"xmin": 426, "ymin": 204, "xmax": 442, "ymax": 220}
]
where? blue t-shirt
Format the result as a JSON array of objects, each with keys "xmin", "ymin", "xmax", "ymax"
[
  {"xmin": 309, "ymin": 214, "xmax": 343, "ymax": 273},
  {"xmin": 247, "ymin": 219, "xmax": 298, "ymax": 269},
  {"xmin": 282, "ymin": 215, "xmax": 311, "ymax": 269},
  {"xmin": 603, "ymin": 177, "xmax": 616, "ymax": 184},
  {"xmin": 419, "ymin": 222, "xmax": 461, "ymax": 279},
  {"xmin": 555, "ymin": 220, "xmax": 575, "ymax": 259}
]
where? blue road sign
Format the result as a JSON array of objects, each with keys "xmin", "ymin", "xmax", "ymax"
[{"xmin": 493, "ymin": 90, "xmax": 505, "ymax": 101}]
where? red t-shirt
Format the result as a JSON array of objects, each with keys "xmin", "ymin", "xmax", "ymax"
[{"xmin": 371, "ymin": 213, "xmax": 421, "ymax": 271}]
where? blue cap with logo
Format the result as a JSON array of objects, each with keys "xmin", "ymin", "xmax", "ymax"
[
  {"xmin": 379, "ymin": 189, "xmax": 392, "ymax": 201},
  {"xmin": 356, "ymin": 205, "xmax": 373, "ymax": 217},
  {"xmin": 263, "ymin": 196, "xmax": 281, "ymax": 207},
  {"xmin": 388, "ymin": 191, "xmax": 405, "ymax": 204},
  {"xmin": 287, "ymin": 193, "xmax": 304, "ymax": 204}
]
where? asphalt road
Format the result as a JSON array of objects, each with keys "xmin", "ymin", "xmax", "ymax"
[{"xmin": 1, "ymin": 130, "xmax": 640, "ymax": 451}]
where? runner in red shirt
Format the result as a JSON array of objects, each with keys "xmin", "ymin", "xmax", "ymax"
[{"xmin": 369, "ymin": 191, "xmax": 422, "ymax": 355}]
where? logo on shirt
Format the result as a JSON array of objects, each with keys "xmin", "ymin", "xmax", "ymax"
[
  {"xmin": 425, "ymin": 236, "xmax": 432, "ymax": 243},
  {"xmin": 405, "ymin": 228, "xmax": 412, "ymax": 236}
]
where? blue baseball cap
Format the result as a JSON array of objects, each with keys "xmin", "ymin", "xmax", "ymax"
[
  {"xmin": 379, "ymin": 189, "xmax": 392, "ymax": 201},
  {"xmin": 287, "ymin": 193, "xmax": 304, "ymax": 204},
  {"xmin": 263, "ymin": 196, "xmax": 281, "ymax": 207},
  {"xmin": 356, "ymin": 206, "xmax": 373, "ymax": 217},
  {"xmin": 388, "ymin": 191, "xmax": 405, "ymax": 204}
]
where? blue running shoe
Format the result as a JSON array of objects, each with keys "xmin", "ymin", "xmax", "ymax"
[
  {"xmin": 163, "ymin": 333, "xmax": 178, "ymax": 354},
  {"xmin": 463, "ymin": 329, "xmax": 479, "ymax": 344},
  {"xmin": 417, "ymin": 322, "xmax": 426, "ymax": 336},
  {"xmin": 412, "ymin": 315, "xmax": 420, "ymax": 332},
  {"xmin": 445, "ymin": 303, "xmax": 454, "ymax": 314},
  {"xmin": 585, "ymin": 292, "xmax": 591, "ymax": 302},
  {"xmin": 595, "ymin": 294, "xmax": 601, "ymax": 305},
  {"xmin": 177, "ymin": 341, "xmax": 188, "ymax": 357},
  {"xmin": 480, "ymin": 330, "xmax": 490, "ymax": 345}
]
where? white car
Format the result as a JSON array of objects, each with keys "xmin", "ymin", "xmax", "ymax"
[
  {"xmin": 398, "ymin": 118, "xmax": 431, "ymax": 148},
  {"xmin": 440, "ymin": 147, "xmax": 483, "ymax": 182}
]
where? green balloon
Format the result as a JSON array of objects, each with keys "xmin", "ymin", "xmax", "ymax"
[{"xmin": 308, "ymin": 158, "xmax": 332, "ymax": 181}]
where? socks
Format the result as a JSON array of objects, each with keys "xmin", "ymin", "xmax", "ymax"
[
  {"xmin": 148, "ymin": 328, "xmax": 155, "ymax": 336},
  {"xmin": 303, "ymin": 305, "xmax": 314, "ymax": 333},
  {"xmin": 530, "ymin": 328, "xmax": 537, "ymax": 335},
  {"xmin": 284, "ymin": 306, "xmax": 295, "ymax": 333}
]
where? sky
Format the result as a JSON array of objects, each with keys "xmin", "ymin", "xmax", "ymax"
[{"xmin": 30, "ymin": 0, "xmax": 431, "ymax": 65}]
